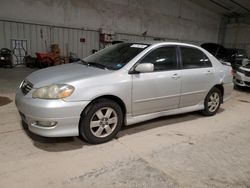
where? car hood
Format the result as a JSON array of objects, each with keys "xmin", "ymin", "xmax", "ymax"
[
  {"xmin": 26, "ymin": 63, "xmax": 111, "ymax": 88},
  {"xmin": 239, "ymin": 66, "xmax": 250, "ymax": 71}
]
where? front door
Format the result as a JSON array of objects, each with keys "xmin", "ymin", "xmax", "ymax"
[{"xmin": 132, "ymin": 46, "xmax": 181, "ymax": 116}]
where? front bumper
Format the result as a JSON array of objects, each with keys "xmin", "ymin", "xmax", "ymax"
[
  {"xmin": 15, "ymin": 88, "xmax": 90, "ymax": 137},
  {"xmin": 233, "ymin": 72, "xmax": 250, "ymax": 87}
]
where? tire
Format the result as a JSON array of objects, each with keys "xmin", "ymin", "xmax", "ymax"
[
  {"xmin": 234, "ymin": 84, "xmax": 242, "ymax": 90},
  {"xmin": 234, "ymin": 84, "xmax": 237, "ymax": 90},
  {"xmin": 201, "ymin": 87, "xmax": 222, "ymax": 116},
  {"xmin": 79, "ymin": 99, "xmax": 123, "ymax": 144}
]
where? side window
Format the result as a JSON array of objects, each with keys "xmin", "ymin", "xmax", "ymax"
[
  {"xmin": 139, "ymin": 46, "xmax": 178, "ymax": 71},
  {"xmin": 180, "ymin": 47, "xmax": 212, "ymax": 69}
]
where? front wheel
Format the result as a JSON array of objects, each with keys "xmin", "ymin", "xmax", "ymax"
[
  {"xmin": 79, "ymin": 99, "xmax": 123, "ymax": 144},
  {"xmin": 201, "ymin": 88, "xmax": 222, "ymax": 116}
]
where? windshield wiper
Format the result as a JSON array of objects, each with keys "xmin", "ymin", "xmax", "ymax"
[
  {"xmin": 79, "ymin": 59, "xmax": 88, "ymax": 65},
  {"xmin": 87, "ymin": 62, "xmax": 109, "ymax": 70},
  {"xmin": 80, "ymin": 60, "xmax": 108, "ymax": 70}
]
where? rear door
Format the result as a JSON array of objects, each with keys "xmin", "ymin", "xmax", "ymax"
[
  {"xmin": 132, "ymin": 46, "xmax": 181, "ymax": 116},
  {"xmin": 179, "ymin": 46, "xmax": 215, "ymax": 108}
]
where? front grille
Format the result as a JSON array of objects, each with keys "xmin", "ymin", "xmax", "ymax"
[
  {"xmin": 244, "ymin": 81, "xmax": 250, "ymax": 86},
  {"xmin": 21, "ymin": 80, "xmax": 33, "ymax": 95},
  {"xmin": 237, "ymin": 68, "xmax": 250, "ymax": 77}
]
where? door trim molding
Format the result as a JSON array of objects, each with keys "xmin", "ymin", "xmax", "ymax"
[{"xmin": 134, "ymin": 94, "xmax": 181, "ymax": 103}]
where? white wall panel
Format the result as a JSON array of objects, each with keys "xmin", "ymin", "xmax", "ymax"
[
  {"xmin": 23, "ymin": 24, "xmax": 31, "ymax": 54},
  {"xmin": 0, "ymin": 20, "xmax": 99, "ymax": 58},
  {"xmin": 115, "ymin": 33, "xmax": 155, "ymax": 42},
  {"xmin": 0, "ymin": 21, "xmax": 5, "ymax": 47},
  {"xmin": 30, "ymin": 24, "xmax": 37, "ymax": 54},
  {"xmin": 224, "ymin": 23, "xmax": 250, "ymax": 56},
  {"xmin": 0, "ymin": 0, "xmax": 221, "ymax": 44}
]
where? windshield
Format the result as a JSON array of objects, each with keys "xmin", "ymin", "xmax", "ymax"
[
  {"xmin": 83, "ymin": 43, "xmax": 149, "ymax": 70},
  {"xmin": 236, "ymin": 49, "xmax": 248, "ymax": 58}
]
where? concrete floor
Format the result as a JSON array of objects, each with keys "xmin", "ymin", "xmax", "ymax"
[{"xmin": 0, "ymin": 67, "xmax": 250, "ymax": 188}]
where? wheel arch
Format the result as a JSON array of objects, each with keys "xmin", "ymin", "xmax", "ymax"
[
  {"xmin": 80, "ymin": 95, "xmax": 127, "ymax": 119},
  {"xmin": 214, "ymin": 84, "xmax": 224, "ymax": 103}
]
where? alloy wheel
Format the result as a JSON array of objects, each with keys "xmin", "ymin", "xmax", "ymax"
[
  {"xmin": 207, "ymin": 92, "xmax": 220, "ymax": 113},
  {"xmin": 90, "ymin": 107, "xmax": 118, "ymax": 138}
]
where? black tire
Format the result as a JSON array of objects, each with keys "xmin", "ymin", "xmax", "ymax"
[
  {"xmin": 234, "ymin": 84, "xmax": 242, "ymax": 90},
  {"xmin": 201, "ymin": 87, "xmax": 222, "ymax": 116},
  {"xmin": 234, "ymin": 84, "xmax": 239, "ymax": 90},
  {"xmin": 79, "ymin": 99, "xmax": 123, "ymax": 144}
]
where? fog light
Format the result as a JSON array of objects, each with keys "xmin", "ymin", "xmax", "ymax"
[{"xmin": 36, "ymin": 121, "xmax": 57, "ymax": 127}]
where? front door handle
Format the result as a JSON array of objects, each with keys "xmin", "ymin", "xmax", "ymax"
[
  {"xmin": 171, "ymin": 73, "xmax": 180, "ymax": 79},
  {"xmin": 205, "ymin": 70, "xmax": 213, "ymax": 75}
]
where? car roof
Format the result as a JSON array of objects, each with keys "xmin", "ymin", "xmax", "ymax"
[{"xmin": 124, "ymin": 41, "xmax": 201, "ymax": 48}]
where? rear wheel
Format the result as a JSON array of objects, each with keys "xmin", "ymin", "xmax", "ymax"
[
  {"xmin": 202, "ymin": 87, "xmax": 222, "ymax": 116},
  {"xmin": 79, "ymin": 99, "xmax": 123, "ymax": 144}
]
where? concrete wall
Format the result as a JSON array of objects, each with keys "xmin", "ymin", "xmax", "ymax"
[
  {"xmin": 0, "ymin": 0, "xmax": 221, "ymax": 44},
  {"xmin": 223, "ymin": 23, "xmax": 250, "ymax": 56}
]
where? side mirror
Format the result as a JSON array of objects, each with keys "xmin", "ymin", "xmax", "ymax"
[{"xmin": 135, "ymin": 63, "xmax": 154, "ymax": 73}]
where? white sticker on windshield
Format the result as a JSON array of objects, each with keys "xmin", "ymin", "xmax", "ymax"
[{"xmin": 130, "ymin": 44, "xmax": 147, "ymax": 48}]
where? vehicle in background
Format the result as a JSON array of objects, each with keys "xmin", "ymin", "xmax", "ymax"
[
  {"xmin": 201, "ymin": 43, "xmax": 250, "ymax": 68},
  {"xmin": 0, "ymin": 48, "xmax": 14, "ymax": 68},
  {"xmin": 233, "ymin": 60, "xmax": 250, "ymax": 88},
  {"xmin": 201, "ymin": 43, "xmax": 231, "ymax": 66},
  {"xmin": 227, "ymin": 48, "xmax": 248, "ymax": 60},
  {"xmin": 16, "ymin": 42, "xmax": 234, "ymax": 144},
  {"xmin": 226, "ymin": 48, "xmax": 249, "ymax": 68}
]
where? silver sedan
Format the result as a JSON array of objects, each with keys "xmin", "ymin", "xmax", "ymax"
[{"xmin": 15, "ymin": 42, "xmax": 234, "ymax": 144}]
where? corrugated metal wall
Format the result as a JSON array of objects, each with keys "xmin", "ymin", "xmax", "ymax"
[
  {"xmin": 115, "ymin": 33, "xmax": 202, "ymax": 45},
  {"xmin": 223, "ymin": 23, "xmax": 250, "ymax": 56},
  {"xmin": 115, "ymin": 33, "xmax": 155, "ymax": 42},
  {"xmin": 0, "ymin": 20, "xmax": 99, "ymax": 59},
  {"xmin": 0, "ymin": 19, "xmax": 205, "ymax": 63}
]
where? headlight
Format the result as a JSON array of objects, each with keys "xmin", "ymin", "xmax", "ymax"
[{"xmin": 32, "ymin": 84, "xmax": 75, "ymax": 99}]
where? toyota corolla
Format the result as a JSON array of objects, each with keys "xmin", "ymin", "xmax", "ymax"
[{"xmin": 16, "ymin": 42, "xmax": 233, "ymax": 144}]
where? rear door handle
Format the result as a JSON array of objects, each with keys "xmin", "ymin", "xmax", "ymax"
[{"xmin": 171, "ymin": 73, "xmax": 180, "ymax": 79}]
